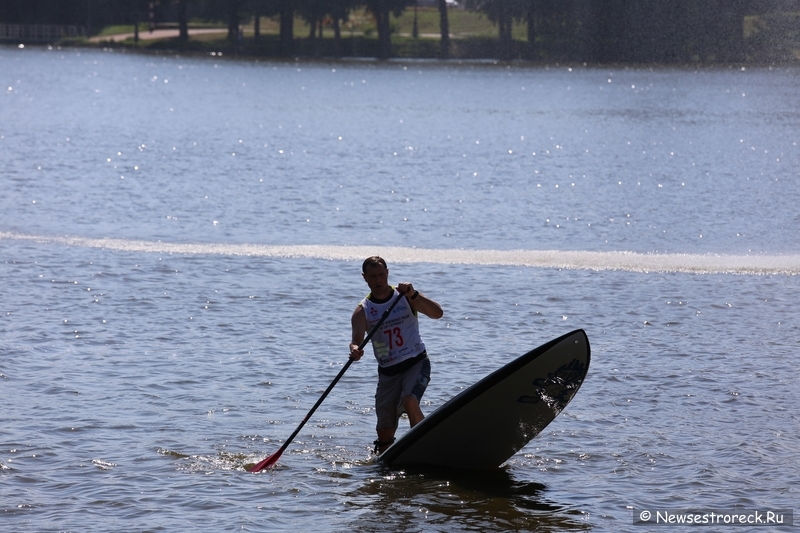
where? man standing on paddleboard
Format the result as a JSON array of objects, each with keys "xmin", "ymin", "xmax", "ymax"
[{"xmin": 349, "ymin": 256, "xmax": 444, "ymax": 454}]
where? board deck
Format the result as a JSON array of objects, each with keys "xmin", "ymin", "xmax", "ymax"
[{"xmin": 379, "ymin": 329, "xmax": 590, "ymax": 469}]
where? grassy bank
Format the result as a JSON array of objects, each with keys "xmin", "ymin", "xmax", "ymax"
[
  {"xmin": 86, "ymin": 7, "xmax": 532, "ymax": 60},
  {"xmin": 248, "ymin": 7, "xmax": 527, "ymax": 41}
]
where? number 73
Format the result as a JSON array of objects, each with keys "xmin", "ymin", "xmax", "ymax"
[{"xmin": 383, "ymin": 327, "xmax": 405, "ymax": 349}]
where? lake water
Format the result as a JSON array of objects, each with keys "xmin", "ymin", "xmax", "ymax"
[{"xmin": 1, "ymin": 45, "xmax": 798, "ymax": 532}]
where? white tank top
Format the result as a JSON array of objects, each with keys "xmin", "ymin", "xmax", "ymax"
[{"xmin": 360, "ymin": 289, "xmax": 426, "ymax": 368}]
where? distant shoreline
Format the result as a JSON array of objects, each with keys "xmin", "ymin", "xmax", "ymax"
[{"xmin": 5, "ymin": 21, "xmax": 798, "ymax": 65}]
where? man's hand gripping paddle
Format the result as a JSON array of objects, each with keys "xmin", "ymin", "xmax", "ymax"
[{"xmin": 247, "ymin": 293, "xmax": 405, "ymax": 472}]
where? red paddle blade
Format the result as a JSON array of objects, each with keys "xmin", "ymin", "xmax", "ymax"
[{"xmin": 247, "ymin": 449, "xmax": 283, "ymax": 472}]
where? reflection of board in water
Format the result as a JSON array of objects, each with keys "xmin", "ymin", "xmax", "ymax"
[{"xmin": 379, "ymin": 329, "xmax": 590, "ymax": 469}]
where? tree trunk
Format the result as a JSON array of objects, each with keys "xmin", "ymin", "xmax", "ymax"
[
  {"xmin": 227, "ymin": 2, "xmax": 240, "ymax": 42},
  {"xmin": 375, "ymin": 0, "xmax": 392, "ymax": 59},
  {"xmin": 526, "ymin": 0, "xmax": 535, "ymax": 59},
  {"xmin": 333, "ymin": 16, "xmax": 342, "ymax": 56},
  {"xmin": 498, "ymin": 3, "xmax": 512, "ymax": 60},
  {"xmin": 413, "ymin": 2, "xmax": 419, "ymax": 38},
  {"xmin": 438, "ymin": 0, "xmax": 450, "ymax": 58},
  {"xmin": 178, "ymin": 0, "xmax": 188, "ymax": 41},
  {"xmin": 279, "ymin": 2, "xmax": 294, "ymax": 56},
  {"xmin": 715, "ymin": 0, "xmax": 746, "ymax": 61},
  {"xmin": 134, "ymin": 3, "xmax": 140, "ymax": 44}
]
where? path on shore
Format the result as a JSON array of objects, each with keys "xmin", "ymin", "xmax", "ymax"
[
  {"xmin": 90, "ymin": 28, "xmax": 227, "ymax": 43},
  {"xmin": 90, "ymin": 27, "xmax": 452, "ymax": 44}
]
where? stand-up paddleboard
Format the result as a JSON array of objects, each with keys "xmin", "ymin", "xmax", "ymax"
[{"xmin": 379, "ymin": 329, "xmax": 590, "ymax": 469}]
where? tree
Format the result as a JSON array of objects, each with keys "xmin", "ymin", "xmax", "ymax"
[
  {"xmin": 586, "ymin": 0, "xmax": 749, "ymax": 63},
  {"xmin": 297, "ymin": 0, "xmax": 325, "ymax": 40},
  {"xmin": 524, "ymin": 0, "xmax": 535, "ymax": 57},
  {"xmin": 702, "ymin": 0, "xmax": 748, "ymax": 61},
  {"xmin": 249, "ymin": 0, "xmax": 294, "ymax": 51},
  {"xmin": 277, "ymin": 0, "xmax": 297, "ymax": 56},
  {"xmin": 226, "ymin": 0, "xmax": 248, "ymax": 42},
  {"xmin": 364, "ymin": 0, "xmax": 411, "ymax": 59},
  {"xmin": 177, "ymin": 0, "xmax": 189, "ymax": 41},
  {"xmin": 326, "ymin": 0, "xmax": 361, "ymax": 56},
  {"xmin": 198, "ymin": 0, "xmax": 247, "ymax": 42},
  {"xmin": 437, "ymin": 0, "xmax": 450, "ymax": 58},
  {"xmin": 467, "ymin": 0, "xmax": 527, "ymax": 58}
]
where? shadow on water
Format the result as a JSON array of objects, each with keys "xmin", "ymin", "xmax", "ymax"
[{"xmin": 340, "ymin": 464, "xmax": 591, "ymax": 532}]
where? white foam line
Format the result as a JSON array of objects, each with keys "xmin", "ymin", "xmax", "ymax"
[{"xmin": 2, "ymin": 231, "xmax": 798, "ymax": 275}]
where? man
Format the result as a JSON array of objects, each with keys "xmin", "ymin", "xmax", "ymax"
[{"xmin": 349, "ymin": 256, "xmax": 443, "ymax": 454}]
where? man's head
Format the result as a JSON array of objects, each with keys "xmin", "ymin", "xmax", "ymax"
[
  {"xmin": 362, "ymin": 256, "xmax": 390, "ymax": 297},
  {"xmin": 362, "ymin": 256, "xmax": 387, "ymax": 274}
]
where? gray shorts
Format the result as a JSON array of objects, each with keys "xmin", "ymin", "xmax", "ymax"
[{"xmin": 375, "ymin": 357, "xmax": 431, "ymax": 431}]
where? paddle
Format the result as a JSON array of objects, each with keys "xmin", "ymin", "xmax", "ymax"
[{"xmin": 247, "ymin": 292, "xmax": 405, "ymax": 472}]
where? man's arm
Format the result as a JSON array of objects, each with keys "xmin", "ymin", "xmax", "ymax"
[
  {"xmin": 397, "ymin": 282, "xmax": 443, "ymax": 319},
  {"xmin": 349, "ymin": 305, "xmax": 367, "ymax": 360}
]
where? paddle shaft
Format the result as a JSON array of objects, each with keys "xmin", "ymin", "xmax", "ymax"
[{"xmin": 249, "ymin": 292, "xmax": 405, "ymax": 471}]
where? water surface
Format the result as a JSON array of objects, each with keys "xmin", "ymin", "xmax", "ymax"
[{"xmin": 1, "ymin": 46, "xmax": 798, "ymax": 532}]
